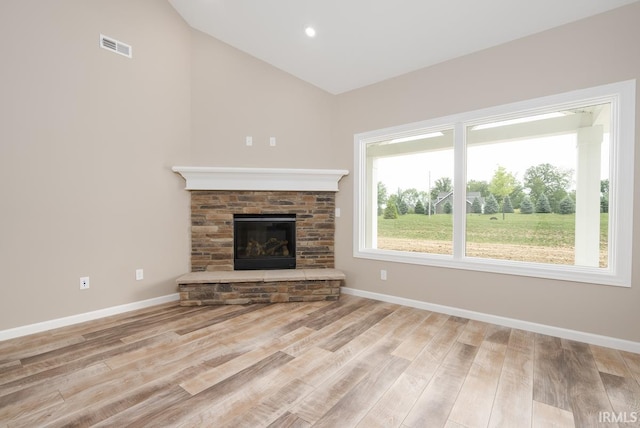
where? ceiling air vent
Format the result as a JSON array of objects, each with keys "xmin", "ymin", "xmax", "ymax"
[{"xmin": 99, "ymin": 34, "xmax": 132, "ymax": 58}]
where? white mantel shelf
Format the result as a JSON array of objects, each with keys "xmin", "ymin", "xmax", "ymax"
[{"xmin": 172, "ymin": 166, "xmax": 349, "ymax": 192}]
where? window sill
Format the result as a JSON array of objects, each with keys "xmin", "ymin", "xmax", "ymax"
[{"xmin": 354, "ymin": 248, "xmax": 630, "ymax": 288}]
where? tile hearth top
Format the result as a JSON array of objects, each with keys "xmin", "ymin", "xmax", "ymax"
[{"xmin": 176, "ymin": 269, "xmax": 345, "ymax": 284}]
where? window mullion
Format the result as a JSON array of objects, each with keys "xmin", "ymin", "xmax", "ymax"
[{"xmin": 453, "ymin": 122, "xmax": 466, "ymax": 260}]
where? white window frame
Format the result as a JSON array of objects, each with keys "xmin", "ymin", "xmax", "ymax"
[{"xmin": 354, "ymin": 80, "xmax": 636, "ymax": 287}]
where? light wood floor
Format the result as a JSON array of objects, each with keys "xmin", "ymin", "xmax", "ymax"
[{"xmin": 1, "ymin": 295, "xmax": 639, "ymax": 427}]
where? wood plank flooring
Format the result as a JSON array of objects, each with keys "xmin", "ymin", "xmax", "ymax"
[{"xmin": 1, "ymin": 294, "xmax": 639, "ymax": 427}]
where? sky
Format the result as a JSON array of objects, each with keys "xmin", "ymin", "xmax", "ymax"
[{"xmin": 375, "ymin": 134, "xmax": 609, "ymax": 194}]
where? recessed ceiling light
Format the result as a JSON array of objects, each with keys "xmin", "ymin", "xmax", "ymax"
[{"xmin": 305, "ymin": 26, "xmax": 316, "ymax": 38}]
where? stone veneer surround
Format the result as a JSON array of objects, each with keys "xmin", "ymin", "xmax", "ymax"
[{"xmin": 191, "ymin": 190, "xmax": 336, "ymax": 272}]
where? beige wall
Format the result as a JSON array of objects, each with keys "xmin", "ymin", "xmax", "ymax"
[
  {"xmin": 334, "ymin": 3, "xmax": 640, "ymax": 342},
  {"xmin": 189, "ymin": 30, "xmax": 337, "ymax": 168},
  {"xmin": 0, "ymin": 0, "xmax": 192, "ymax": 330}
]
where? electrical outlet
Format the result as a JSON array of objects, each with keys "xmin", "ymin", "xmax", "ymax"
[
  {"xmin": 80, "ymin": 276, "xmax": 90, "ymax": 289},
  {"xmin": 246, "ymin": 136, "xmax": 253, "ymax": 146},
  {"xmin": 269, "ymin": 137, "xmax": 276, "ymax": 147},
  {"xmin": 136, "ymin": 269, "xmax": 144, "ymax": 281},
  {"xmin": 380, "ymin": 270, "xmax": 387, "ymax": 281}
]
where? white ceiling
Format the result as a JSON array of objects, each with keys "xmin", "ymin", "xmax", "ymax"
[{"xmin": 168, "ymin": 0, "xmax": 638, "ymax": 94}]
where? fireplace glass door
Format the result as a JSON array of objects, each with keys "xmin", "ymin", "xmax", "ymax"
[{"xmin": 233, "ymin": 214, "xmax": 296, "ymax": 270}]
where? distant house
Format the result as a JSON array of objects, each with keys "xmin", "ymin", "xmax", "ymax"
[{"xmin": 433, "ymin": 191, "xmax": 485, "ymax": 214}]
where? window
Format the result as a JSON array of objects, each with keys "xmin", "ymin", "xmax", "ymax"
[{"xmin": 354, "ymin": 80, "xmax": 635, "ymax": 286}]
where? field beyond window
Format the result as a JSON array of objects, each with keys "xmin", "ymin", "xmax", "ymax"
[{"xmin": 377, "ymin": 213, "xmax": 608, "ymax": 267}]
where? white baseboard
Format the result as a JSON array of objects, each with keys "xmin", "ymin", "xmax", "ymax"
[
  {"xmin": 0, "ymin": 293, "xmax": 180, "ymax": 342},
  {"xmin": 341, "ymin": 287, "xmax": 640, "ymax": 354},
  {"xmin": 5, "ymin": 289, "xmax": 639, "ymax": 354}
]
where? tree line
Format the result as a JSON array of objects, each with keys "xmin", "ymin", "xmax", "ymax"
[{"xmin": 379, "ymin": 163, "xmax": 610, "ymax": 219}]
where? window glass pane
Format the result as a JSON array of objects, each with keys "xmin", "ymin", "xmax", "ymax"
[
  {"xmin": 465, "ymin": 103, "xmax": 610, "ymax": 267},
  {"xmin": 366, "ymin": 129, "xmax": 454, "ymax": 255}
]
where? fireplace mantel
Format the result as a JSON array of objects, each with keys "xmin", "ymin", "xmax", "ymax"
[{"xmin": 172, "ymin": 166, "xmax": 349, "ymax": 192}]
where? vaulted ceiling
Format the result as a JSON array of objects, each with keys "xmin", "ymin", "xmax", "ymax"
[{"xmin": 169, "ymin": 0, "xmax": 638, "ymax": 94}]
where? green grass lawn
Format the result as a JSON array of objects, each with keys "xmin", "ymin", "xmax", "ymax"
[{"xmin": 378, "ymin": 212, "xmax": 608, "ymax": 248}]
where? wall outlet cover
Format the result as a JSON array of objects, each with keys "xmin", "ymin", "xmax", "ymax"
[{"xmin": 80, "ymin": 276, "xmax": 90, "ymax": 289}]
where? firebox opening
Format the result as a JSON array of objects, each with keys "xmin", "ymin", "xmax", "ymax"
[{"xmin": 233, "ymin": 214, "xmax": 296, "ymax": 270}]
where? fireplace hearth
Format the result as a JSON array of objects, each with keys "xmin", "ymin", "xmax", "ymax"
[{"xmin": 234, "ymin": 214, "xmax": 296, "ymax": 270}]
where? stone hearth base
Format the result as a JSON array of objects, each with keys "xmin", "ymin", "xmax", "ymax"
[{"xmin": 176, "ymin": 269, "xmax": 345, "ymax": 306}]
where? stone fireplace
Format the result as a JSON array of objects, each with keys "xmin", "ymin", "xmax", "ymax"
[
  {"xmin": 172, "ymin": 167, "xmax": 349, "ymax": 305},
  {"xmin": 190, "ymin": 190, "xmax": 335, "ymax": 271}
]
